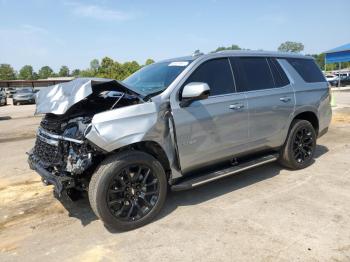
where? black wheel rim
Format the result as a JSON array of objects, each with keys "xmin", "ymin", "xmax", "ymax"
[
  {"xmin": 292, "ymin": 127, "xmax": 314, "ymax": 164},
  {"xmin": 107, "ymin": 164, "xmax": 160, "ymax": 222}
]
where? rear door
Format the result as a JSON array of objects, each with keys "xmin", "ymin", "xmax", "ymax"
[
  {"xmin": 170, "ymin": 58, "xmax": 249, "ymax": 173},
  {"xmin": 230, "ymin": 57, "xmax": 295, "ymax": 148}
]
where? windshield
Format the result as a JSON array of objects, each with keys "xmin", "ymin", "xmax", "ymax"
[
  {"xmin": 123, "ymin": 61, "xmax": 191, "ymax": 96},
  {"xmin": 16, "ymin": 89, "xmax": 33, "ymax": 93}
]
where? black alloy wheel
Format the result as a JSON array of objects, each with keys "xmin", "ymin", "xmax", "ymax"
[
  {"xmin": 89, "ymin": 150, "xmax": 167, "ymax": 231},
  {"xmin": 279, "ymin": 119, "xmax": 316, "ymax": 169},
  {"xmin": 107, "ymin": 164, "xmax": 160, "ymax": 222},
  {"xmin": 292, "ymin": 126, "xmax": 314, "ymax": 164}
]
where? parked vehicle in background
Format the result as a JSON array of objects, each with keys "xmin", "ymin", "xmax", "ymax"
[
  {"xmin": 6, "ymin": 87, "xmax": 17, "ymax": 98},
  {"xmin": 339, "ymin": 75, "xmax": 350, "ymax": 86},
  {"xmin": 327, "ymin": 74, "xmax": 350, "ymax": 87},
  {"xmin": 0, "ymin": 88, "xmax": 7, "ymax": 106},
  {"xmin": 325, "ymin": 74, "xmax": 339, "ymax": 86},
  {"xmin": 28, "ymin": 51, "xmax": 332, "ymax": 231},
  {"xmin": 13, "ymin": 88, "xmax": 36, "ymax": 105},
  {"xmin": 325, "ymin": 74, "xmax": 338, "ymax": 82}
]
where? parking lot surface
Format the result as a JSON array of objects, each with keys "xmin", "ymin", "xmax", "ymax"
[{"xmin": 1, "ymin": 94, "xmax": 350, "ymax": 262}]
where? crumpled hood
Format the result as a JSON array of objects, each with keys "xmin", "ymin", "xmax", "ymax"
[{"xmin": 35, "ymin": 78, "xmax": 142, "ymax": 115}]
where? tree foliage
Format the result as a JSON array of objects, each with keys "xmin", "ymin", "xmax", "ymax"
[
  {"xmin": 38, "ymin": 66, "xmax": 54, "ymax": 79},
  {"xmin": 0, "ymin": 64, "xmax": 16, "ymax": 80},
  {"xmin": 212, "ymin": 44, "xmax": 241, "ymax": 53},
  {"xmin": 3, "ymin": 41, "xmax": 350, "ymax": 81},
  {"xmin": 18, "ymin": 65, "xmax": 37, "ymax": 80},
  {"xmin": 90, "ymin": 59, "xmax": 100, "ymax": 74},
  {"xmin": 145, "ymin": 59, "xmax": 155, "ymax": 65},
  {"xmin": 311, "ymin": 53, "xmax": 325, "ymax": 70},
  {"xmin": 71, "ymin": 69, "xmax": 81, "ymax": 77},
  {"xmin": 59, "ymin": 66, "xmax": 70, "ymax": 77},
  {"xmin": 278, "ymin": 41, "xmax": 304, "ymax": 53}
]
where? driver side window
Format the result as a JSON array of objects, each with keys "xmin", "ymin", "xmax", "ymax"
[{"xmin": 184, "ymin": 58, "xmax": 236, "ymax": 96}]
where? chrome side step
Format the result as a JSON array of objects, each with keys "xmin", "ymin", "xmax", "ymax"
[{"xmin": 171, "ymin": 154, "xmax": 278, "ymax": 191}]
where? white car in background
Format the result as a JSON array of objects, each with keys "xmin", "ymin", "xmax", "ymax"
[
  {"xmin": 325, "ymin": 74, "xmax": 339, "ymax": 86},
  {"xmin": 325, "ymin": 74, "xmax": 338, "ymax": 82}
]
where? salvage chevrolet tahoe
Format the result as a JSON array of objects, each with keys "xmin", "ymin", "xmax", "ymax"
[{"xmin": 28, "ymin": 51, "xmax": 332, "ymax": 230}]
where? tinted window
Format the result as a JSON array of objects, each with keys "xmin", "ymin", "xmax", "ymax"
[
  {"xmin": 232, "ymin": 57, "xmax": 275, "ymax": 92},
  {"xmin": 286, "ymin": 58, "xmax": 325, "ymax": 83},
  {"xmin": 268, "ymin": 58, "xmax": 290, "ymax": 87},
  {"xmin": 184, "ymin": 58, "xmax": 235, "ymax": 96}
]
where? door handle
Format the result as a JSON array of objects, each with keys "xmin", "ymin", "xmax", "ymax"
[
  {"xmin": 280, "ymin": 97, "xmax": 291, "ymax": 103},
  {"xmin": 229, "ymin": 103, "xmax": 244, "ymax": 110}
]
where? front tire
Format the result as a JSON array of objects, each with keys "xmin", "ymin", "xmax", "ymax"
[
  {"xmin": 89, "ymin": 150, "xmax": 167, "ymax": 231},
  {"xmin": 279, "ymin": 119, "xmax": 316, "ymax": 170}
]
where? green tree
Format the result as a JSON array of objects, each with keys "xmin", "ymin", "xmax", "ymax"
[
  {"xmin": 145, "ymin": 59, "xmax": 155, "ymax": 65},
  {"xmin": 18, "ymin": 65, "xmax": 36, "ymax": 80},
  {"xmin": 193, "ymin": 49, "xmax": 203, "ymax": 56},
  {"xmin": 79, "ymin": 69, "xmax": 95, "ymax": 77},
  {"xmin": 38, "ymin": 66, "xmax": 54, "ymax": 79},
  {"xmin": 71, "ymin": 69, "xmax": 81, "ymax": 77},
  {"xmin": 212, "ymin": 44, "xmax": 241, "ymax": 53},
  {"xmin": 0, "ymin": 64, "xmax": 16, "ymax": 80},
  {"xmin": 33, "ymin": 72, "xmax": 39, "ymax": 80},
  {"xmin": 97, "ymin": 57, "xmax": 116, "ymax": 79},
  {"xmin": 278, "ymin": 41, "xmax": 304, "ymax": 53},
  {"xmin": 90, "ymin": 59, "xmax": 100, "ymax": 74},
  {"xmin": 310, "ymin": 53, "xmax": 325, "ymax": 70},
  {"xmin": 59, "ymin": 65, "xmax": 70, "ymax": 77},
  {"xmin": 122, "ymin": 61, "xmax": 140, "ymax": 79}
]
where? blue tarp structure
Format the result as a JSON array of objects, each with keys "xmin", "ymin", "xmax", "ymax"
[{"xmin": 325, "ymin": 43, "xmax": 350, "ymax": 64}]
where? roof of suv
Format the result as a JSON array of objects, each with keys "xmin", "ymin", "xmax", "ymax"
[{"xmin": 160, "ymin": 50, "xmax": 313, "ymax": 63}]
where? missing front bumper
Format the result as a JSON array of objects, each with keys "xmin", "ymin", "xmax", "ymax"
[{"xmin": 27, "ymin": 151, "xmax": 75, "ymax": 196}]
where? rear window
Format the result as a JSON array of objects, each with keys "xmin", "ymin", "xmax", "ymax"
[{"xmin": 286, "ymin": 58, "xmax": 325, "ymax": 83}]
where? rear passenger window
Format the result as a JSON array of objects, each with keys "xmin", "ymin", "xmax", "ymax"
[
  {"xmin": 184, "ymin": 58, "xmax": 235, "ymax": 96},
  {"xmin": 233, "ymin": 57, "xmax": 275, "ymax": 92},
  {"xmin": 286, "ymin": 58, "xmax": 325, "ymax": 83},
  {"xmin": 268, "ymin": 58, "xmax": 290, "ymax": 87}
]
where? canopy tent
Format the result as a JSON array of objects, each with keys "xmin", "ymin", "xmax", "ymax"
[
  {"xmin": 325, "ymin": 43, "xmax": 350, "ymax": 64},
  {"xmin": 324, "ymin": 43, "xmax": 350, "ymax": 87}
]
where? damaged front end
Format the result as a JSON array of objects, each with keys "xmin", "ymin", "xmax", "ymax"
[
  {"xmin": 28, "ymin": 116, "xmax": 96, "ymax": 196},
  {"xmin": 28, "ymin": 78, "xmax": 145, "ymax": 197}
]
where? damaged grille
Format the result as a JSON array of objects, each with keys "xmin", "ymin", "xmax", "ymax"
[
  {"xmin": 33, "ymin": 138, "xmax": 63, "ymax": 166},
  {"xmin": 40, "ymin": 114, "xmax": 64, "ymax": 134}
]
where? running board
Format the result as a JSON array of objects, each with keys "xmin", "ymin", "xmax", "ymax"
[{"xmin": 171, "ymin": 154, "xmax": 279, "ymax": 191}]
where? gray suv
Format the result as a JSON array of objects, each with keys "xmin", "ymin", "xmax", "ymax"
[{"xmin": 28, "ymin": 51, "xmax": 332, "ymax": 230}]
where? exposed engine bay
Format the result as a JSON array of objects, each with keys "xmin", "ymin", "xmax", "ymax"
[{"xmin": 28, "ymin": 78, "xmax": 145, "ymax": 197}]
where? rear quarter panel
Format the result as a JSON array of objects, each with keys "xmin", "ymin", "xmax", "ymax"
[{"xmin": 279, "ymin": 59, "xmax": 332, "ymax": 136}]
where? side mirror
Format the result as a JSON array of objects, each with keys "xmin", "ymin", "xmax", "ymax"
[{"xmin": 180, "ymin": 82, "xmax": 210, "ymax": 107}]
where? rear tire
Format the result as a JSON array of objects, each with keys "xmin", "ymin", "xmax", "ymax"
[
  {"xmin": 279, "ymin": 120, "xmax": 316, "ymax": 170},
  {"xmin": 89, "ymin": 150, "xmax": 167, "ymax": 231}
]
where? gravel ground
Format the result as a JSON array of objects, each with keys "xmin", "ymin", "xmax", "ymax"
[{"xmin": 0, "ymin": 95, "xmax": 350, "ymax": 262}]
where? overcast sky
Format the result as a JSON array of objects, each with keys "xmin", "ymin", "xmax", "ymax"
[{"xmin": 0, "ymin": 0, "xmax": 349, "ymax": 71}]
